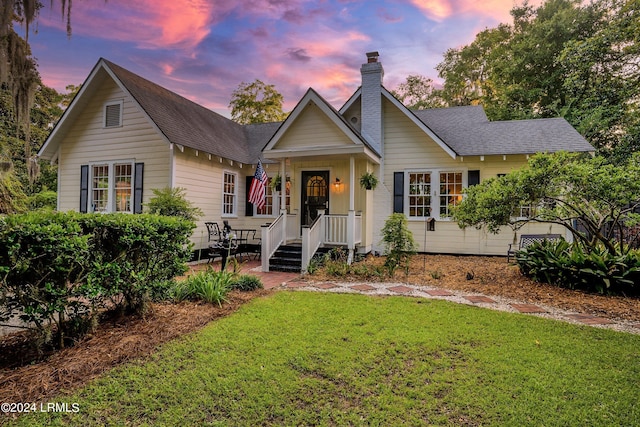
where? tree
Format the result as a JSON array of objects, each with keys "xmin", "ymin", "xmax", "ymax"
[
  {"xmin": 391, "ymin": 75, "xmax": 446, "ymax": 109},
  {"xmin": 229, "ymin": 80, "xmax": 288, "ymax": 124},
  {"xmin": 435, "ymin": 0, "xmax": 639, "ymax": 160},
  {"xmin": 0, "ymin": 79, "xmax": 65, "ymax": 196},
  {"xmin": 453, "ymin": 152, "xmax": 640, "ymax": 257},
  {"xmin": 381, "ymin": 213, "xmax": 417, "ymax": 276},
  {"xmin": 437, "ymin": 24, "xmax": 511, "ymax": 107},
  {"xmin": 1, "ymin": 1, "xmax": 74, "ymax": 182},
  {"xmin": 558, "ymin": 0, "xmax": 640, "ymax": 161}
]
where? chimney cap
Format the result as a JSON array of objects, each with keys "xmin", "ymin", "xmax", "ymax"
[{"xmin": 366, "ymin": 51, "xmax": 380, "ymax": 63}]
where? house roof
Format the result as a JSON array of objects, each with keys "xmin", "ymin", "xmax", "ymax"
[
  {"xmin": 263, "ymin": 88, "xmax": 381, "ymax": 163},
  {"xmin": 412, "ymin": 106, "xmax": 594, "ymax": 156},
  {"xmin": 38, "ymin": 58, "xmax": 276, "ymax": 164},
  {"xmin": 39, "ymin": 59, "xmax": 593, "ymax": 164}
]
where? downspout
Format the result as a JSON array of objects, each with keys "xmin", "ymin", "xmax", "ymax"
[{"xmin": 169, "ymin": 143, "xmax": 176, "ymax": 188}]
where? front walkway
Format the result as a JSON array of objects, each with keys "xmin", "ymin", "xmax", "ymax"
[{"xmin": 188, "ymin": 259, "xmax": 640, "ymax": 335}]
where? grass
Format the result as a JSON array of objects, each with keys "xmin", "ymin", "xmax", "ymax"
[{"xmin": 10, "ymin": 292, "xmax": 640, "ymax": 426}]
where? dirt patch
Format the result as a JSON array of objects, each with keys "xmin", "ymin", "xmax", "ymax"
[
  {"xmin": 0, "ymin": 289, "xmax": 271, "ymax": 408},
  {"xmin": 310, "ymin": 254, "xmax": 640, "ymax": 322}
]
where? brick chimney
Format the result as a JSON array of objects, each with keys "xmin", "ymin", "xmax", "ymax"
[{"xmin": 360, "ymin": 51, "xmax": 384, "ymax": 155}]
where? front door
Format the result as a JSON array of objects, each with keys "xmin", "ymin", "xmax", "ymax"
[{"xmin": 301, "ymin": 171, "xmax": 329, "ymax": 226}]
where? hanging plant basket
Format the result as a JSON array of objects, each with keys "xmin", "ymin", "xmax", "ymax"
[
  {"xmin": 270, "ymin": 173, "xmax": 282, "ymax": 192},
  {"xmin": 359, "ymin": 171, "xmax": 378, "ymax": 190}
]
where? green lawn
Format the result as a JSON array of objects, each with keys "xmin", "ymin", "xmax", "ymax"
[{"xmin": 10, "ymin": 292, "xmax": 640, "ymax": 426}]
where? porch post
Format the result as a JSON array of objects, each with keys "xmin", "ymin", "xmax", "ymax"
[
  {"xmin": 261, "ymin": 223, "xmax": 270, "ymax": 272},
  {"xmin": 280, "ymin": 158, "xmax": 287, "ymax": 244},
  {"xmin": 347, "ymin": 156, "xmax": 356, "ymax": 262},
  {"xmin": 349, "ymin": 156, "xmax": 355, "ymax": 211}
]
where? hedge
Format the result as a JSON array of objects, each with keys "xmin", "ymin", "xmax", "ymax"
[{"xmin": 0, "ymin": 212, "xmax": 194, "ymax": 348}]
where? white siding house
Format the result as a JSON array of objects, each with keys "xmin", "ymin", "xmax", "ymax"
[{"xmin": 38, "ymin": 53, "xmax": 594, "ymax": 270}]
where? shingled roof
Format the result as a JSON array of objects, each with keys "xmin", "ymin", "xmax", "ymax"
[
  {"xmin": 104, "ymin": 59, "xmax": 274, "ymax": 164},
  {"xmin": 412, "ymin": 106, "xmax": 593, "ymax": 156}
]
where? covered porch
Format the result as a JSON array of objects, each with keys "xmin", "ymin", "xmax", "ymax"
[
  {"xmin": 260, "ymin": 151, "xmax": 380, "ymax": 273},
  {"xmin": 257, "ymin": 87, "xmax": 382, "ymax": 272}
]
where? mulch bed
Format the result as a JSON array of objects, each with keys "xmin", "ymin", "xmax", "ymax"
[
  {"xmin": 310, "ymin": 254, "xmax": 640, "ymax": 322},
  {"xmin": 0, "ymin": 289, "xmax": 271, "ymax": 410}
]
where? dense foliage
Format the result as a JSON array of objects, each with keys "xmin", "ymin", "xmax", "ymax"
[
  {"xmin": 381, "ymin": 213, "xmax": 417, "ymax": 275},
  {"xmin": 516, "ymin": 239, "xmax": 640, "ymax": 295},
  {"xmin": 228, "ymin": 79, "xmax": 288, "ymax": 124},
  {"xmin": 395, "ymin": 0, "xmax": 639, "ymax": 161},
  {"xmin": 454, "ymin": 152, "xmax": 640, "ymax": 257},
  {"xmin": 174, "ymin": 269, "xmax": 263, "ymax": 305},
  {"xmin": 0, "ymin": 212, "xmax": 194, "ymax": 348},
  {"xmin": 146, "ymin": 186, "xmax": 203, "ymax": 222}
]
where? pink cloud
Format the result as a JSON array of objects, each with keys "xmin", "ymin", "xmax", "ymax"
[
  {"xmin": 407, "ymin": 0, "xmax": 453, "ymax": 21},
  {"xmin": 407, "ymin": 0, "xmax": 545, "ymax": 22},
  {"xmin": 38, "ymin": 0, "xmax": 216, "ymax": 50}
]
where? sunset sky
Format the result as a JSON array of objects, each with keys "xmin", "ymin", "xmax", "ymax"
[{"xmin": 25, "ymin": 0, "xmax": 536, "ymax": 117}]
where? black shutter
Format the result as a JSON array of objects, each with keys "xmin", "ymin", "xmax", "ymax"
[
  {"xmin": 393, "ymin": 172, "xmax": 404, "ymax": 213},
  {"xmin": 80, "ymin": 165, "xmax": 89, "ymax": 213},
  {"xmin": 133, "ymin": 162, "xmax": 144, "ymax": 214},
  {"xmin": 468, "ymin": 170, "xmax": 480, "ymax": 186},
  {"xmin": 245, "ymin": 176, "xmax": 254, "ymax": 216}
]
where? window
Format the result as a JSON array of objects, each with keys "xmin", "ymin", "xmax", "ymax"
[
  {"xmin": 254, "ymin": 177, "xmax": 291, "ymax": 216},
  {"xmin": 404, "ymin": 170, "xmax": 467, "ymax": 219},
  {"xmin": 90, "ymin": 161, "xmax": 134, "ymax": 213},
  {"xmin": 104, "ymin": 100, "xmax": 123, "ymax": 128},
  {"xmin": 256, "ymin": 178, "xmax": 275, "ymax": 216},
  {"xmin": 91, "ymin": 164, "xmax": 109, "ymax": 212},
  {"xmin": 408, "ymin": 172, "xmax": 431, "ymax": 217},
  {"xmin": 114, "ymin": 163, "xmax": 132, "ymax": 212},
  {"xmin": 223, "ymin": 171, "xmax": 237, "ymax": 216},
  {"xmin": 439, "ymin": 172, "xmax": 463, "ymax": 217}
]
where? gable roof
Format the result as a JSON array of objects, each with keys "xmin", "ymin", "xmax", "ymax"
[
  {"xmin": 412, "ymin": 106, "xmax": 594, "ymax": 156},
  {"xmin": 339, "ymin": 87, "xmax": 458, "ymax": 159},
  {"xmin": 38, "ymin": 58, "xmax": 275, "ymax": 164},
  {"xmin": 263, "ymin": 88, "xmax": 381, "ymax": 162}
]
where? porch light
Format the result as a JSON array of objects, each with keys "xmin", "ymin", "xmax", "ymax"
[{"xmin": 333, "ymin": 177, "xmax": 343, "ymax": 193}]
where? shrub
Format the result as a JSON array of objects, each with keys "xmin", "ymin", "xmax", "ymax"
[
  {"xmin": 0, "ymin": 212, "xmax": 92, "ymax": 348},
  {"xmin": 0, "ymin": 212, "xmax": 195, "ymax": 349},
  {"xmin": 516, "ymin": 240, "xmax": 640, "ymax": 295},
  {"xmin": 309, "ymin": 251, "xmax": 387, "ymax": 280},
  {"xmin": 381, "ymin": 213, "xmax": 417, "ymax": 276},
  {"xmin": 78, "ymin": 213, "xmax": 194, "ymax": 315},
  {"xmin": 231, "ymin": 274, "xmax": 263, "ymax": 291},
  {"xmin": 28, "ymin": 190, "xmax": 57, "ymax": 211},
  {"xmin": 175, "ymin": 269, "xmax": 233, "ymax": 306},
  {"xmin": 146, "ymin": 187, "xmax": 203, "ymax": 222}
]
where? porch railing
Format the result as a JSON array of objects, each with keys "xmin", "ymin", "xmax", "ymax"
[
  {"xmin": 261, "ymin": 212, "xmax": 285, "ymax": 272},
  {"xmin": 286, "ymin": 213, "xmax": 299, "ymax": 241},
  {"xmin": 301, "ymin": 211, "xmax": 325, "ymax": 273},
  {"xmin": 324, "ymin": 213, "xmax": 362, "ymax": 245},
  {"xmin": 263, "ymin": 211, "xmax": 362, "ymax": 272}
]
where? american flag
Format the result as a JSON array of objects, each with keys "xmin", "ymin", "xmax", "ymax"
[{"xmin": 248, "ymin": 160, "xmax": 268, "ymax": 209}]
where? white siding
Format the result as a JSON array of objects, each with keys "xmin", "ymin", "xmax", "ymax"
[
  {"xmin": 174, "ymin": 150, "xmax": 286, "ymax": 250},
  {"xmin": 374, "ymin": 98, "xmax": 564, "ymax": 255},
  {"xmin": 57, "ymin": 77, "xmax": 170, "ymax": 212},
  {"xmin": 274, "ymin": 103, "xmax": 355, "ymax": 149}
]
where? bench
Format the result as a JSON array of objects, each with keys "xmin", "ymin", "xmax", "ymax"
[{"xmin": 507, "ymin": 233, "xmax": 563, "ymax": 262}]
